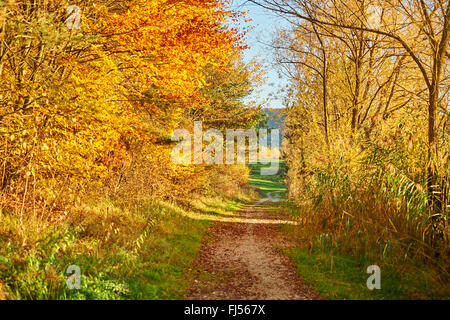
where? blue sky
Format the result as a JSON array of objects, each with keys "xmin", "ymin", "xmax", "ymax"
[{"xmin": 230, "ymin": 1, "xmax": 290, "ymax": 109}]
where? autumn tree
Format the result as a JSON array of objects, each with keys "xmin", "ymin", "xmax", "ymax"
[
  {"xmin": 0, "ymin": 0, "xmax": 254, "ymax": 209},
  {"xmin": 252, "ymin": 0, "xmax": 449, "ymax": 213}
]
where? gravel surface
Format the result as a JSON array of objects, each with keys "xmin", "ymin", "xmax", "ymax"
[{"xmin": 186, "ymin": 201, "xmax": 320, "ymax": 300}]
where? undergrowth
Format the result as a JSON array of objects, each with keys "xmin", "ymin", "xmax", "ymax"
[{"xmin": 0, "ymin": 188, "xmax": 254, "ymax": 299}]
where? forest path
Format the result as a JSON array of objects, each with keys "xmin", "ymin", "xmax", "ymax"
[{"xmin": 186, "ymin": 188, "xmax": 320, "ymax": 300}]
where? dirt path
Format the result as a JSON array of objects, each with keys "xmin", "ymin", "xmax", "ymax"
[{"xmin": 186, "ymin": 197, "xmax": 320, "ymax": 300}]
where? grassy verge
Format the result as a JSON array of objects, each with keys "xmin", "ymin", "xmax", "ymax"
[
  {"xmin": 248, "ymin": 161, "xmax": 287, "ymax": 198},
  {"xmin": 281, "ymin": 222, "xmax": 449, "ymax": 300},
  {"xmin": 0, "ymin": 196, "xmax": 248, "ymax": 300}
]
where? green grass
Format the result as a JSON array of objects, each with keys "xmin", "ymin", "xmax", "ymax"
[
  {"xmin": 284, "ymin": 248, "xmax": 401, "ymax": 299},
  {"xmin": 282, "ymin": 245, "xmax": 448, "ymax": 299},
  {"xmin": 122, "ymin": 208, "xmax": 210, "ymax": 300},
  {"xmin": 248, "ymin": 161, "xmax": 287, "ymax": 198}
]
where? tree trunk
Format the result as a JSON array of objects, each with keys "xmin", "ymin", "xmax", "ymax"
[{"xmin": 323, "ymin": 56, "xmax": 329, "ymax": 147}]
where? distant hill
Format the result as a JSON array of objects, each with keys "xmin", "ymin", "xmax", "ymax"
[
  {"xmin": 261, "ymin": 108, "xmax": 285, "ymax": 147},
  {"xmin": 262, "ymin": 108, "xmax": 286, "ymax": 130}
]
